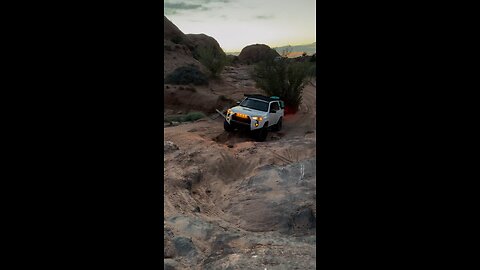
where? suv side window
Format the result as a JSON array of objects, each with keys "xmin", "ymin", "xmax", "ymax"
[{"xmin": 270, "ymin": 102, "xmax": 279, "ymax": 112}]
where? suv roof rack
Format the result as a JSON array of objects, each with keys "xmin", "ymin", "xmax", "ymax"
[{"xmin": 244, "ymin": 94, "xmax": 279, "ymax": 102}]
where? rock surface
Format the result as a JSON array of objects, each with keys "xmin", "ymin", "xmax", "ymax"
[
  {"xmin": 163, "ymin": 16, "xmax": 211, "ymax": 78},
  {"xmin": 164, "ymin": 16, "xmax": 187, "ymax": 43},
  {"xmin": 186, "ymin": 33, "xmax": 226, "ymax": 59},
  {"xmin": 164, "ymin": 141, "xmax": 179, "ymax": 153},
  {"xmin": 238, "ymin": 44, "xmax": 280, "ymax": 64}
]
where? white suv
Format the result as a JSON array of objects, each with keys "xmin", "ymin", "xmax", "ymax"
[{"xmin": 224, "ymin": 95, "xmax": 284, "ymax": 141}]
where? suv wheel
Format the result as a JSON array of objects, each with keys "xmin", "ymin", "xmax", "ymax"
[
  {"xmin": 273, "ymin": 117, "xmax": 282, "ymax": 131},
  {"xmin": 224, "ymin": 120, "xmax": 234, "ymax": 132},
  {"xmin": 254, "ymin": 124, "xmax": 268, "ymax": 142}
]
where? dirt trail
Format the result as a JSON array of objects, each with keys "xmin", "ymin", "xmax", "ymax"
[{"xmin": 164, "ymin": 65, "xmax": 316, "ymax": 269}]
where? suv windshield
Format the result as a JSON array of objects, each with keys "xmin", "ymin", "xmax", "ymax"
[{"xmin": 239, "ymin": 98, "xmax": 269, "ymax": 112}]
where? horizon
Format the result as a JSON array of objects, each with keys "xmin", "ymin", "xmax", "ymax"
[
  {"xmin": 224, "ymin": 41, "xmax": 316, "ymax": 53},
  {"xmin": 164, "ymin": 0, "xmax": 316, "ymax": 52}
]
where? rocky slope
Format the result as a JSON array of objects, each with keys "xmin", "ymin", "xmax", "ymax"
[
  {"xmin": 163, "ymin": 16, "xmax": 216, "ymax": 78},
  {"xmin": 164, "ymin": 77, "xmax": 317, "ymax": 269}
]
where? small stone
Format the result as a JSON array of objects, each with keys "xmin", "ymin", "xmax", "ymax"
[
  {"xmin": 164, "ymin": 141, "xmax": 179, "ymax": 152},
  {"xmin": 164, "ymin": 259, "xmax": 178, "ymax": 270}
]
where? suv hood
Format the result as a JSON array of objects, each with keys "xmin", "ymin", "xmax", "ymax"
[{"xmin": 231, "ymin": 106, "xmax": 268, "ymax": 116}]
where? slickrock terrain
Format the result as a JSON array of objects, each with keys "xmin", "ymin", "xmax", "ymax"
[{"xmin": 164, "ymin": 16, "xmax": 316, "ymax": 269}]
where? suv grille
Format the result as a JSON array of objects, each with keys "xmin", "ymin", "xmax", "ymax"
[{"xmin": 232, "ymin": 114, "xmax": 251, "ymax": 124}]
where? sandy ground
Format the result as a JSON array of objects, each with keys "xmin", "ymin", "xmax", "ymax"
[{"xmin": 164, "ymin": 65, "xmax": 316, "ymax": 269}]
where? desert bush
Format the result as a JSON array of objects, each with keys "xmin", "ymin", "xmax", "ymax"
[
  {"xmin": 253, "ymin": 58, "xmax": 311, "ymax": 112},
  {"xmin": 281, "ymin": 46, "xmax": 293, "ymax": 58},
  {"xmin": 196, "ymin": 46, "xmax": 226, "ymax": 77},
  {"xmin": 171, "ymin": 36, "xmax": 183, "ymax": 44},
  {"xmin": 225, "ymin": 55, "xmax": 239, "ymax": 66},
  {"xmin": 165, "ymin": 66, "xmax": 209, "ymax": 85},
  {"xmin": 183, "ymin": 111, "xmax": 206, "ymax": 121},
  {"xmin": 308, "ymin": 63, "xmax": 316, "ymax": 78}
]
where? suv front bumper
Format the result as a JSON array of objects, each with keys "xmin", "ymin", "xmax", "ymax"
[{"xmin": 228, "ymin": 118, "xmax": 265, "ymax": 131}]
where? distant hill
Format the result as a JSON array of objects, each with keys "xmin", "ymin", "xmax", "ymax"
[
  {"xmin": 226, "ymin": 42, "xmax": 316, "ymax": 57},
  {"xmin": 273, "ymin": 42, "xmax": 316, "ymax": 56}
]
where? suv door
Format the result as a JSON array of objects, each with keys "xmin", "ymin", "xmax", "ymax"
[
  {"xmin": 269, "ymin": 101, "xmax": 280, "ymax": 127},
  {"xmin": 276, "ymin": 101, "xmax": 284, "ymax": 117}
]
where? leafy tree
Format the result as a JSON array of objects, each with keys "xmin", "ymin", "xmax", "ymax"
[{"xmin": 253, "ymin": 57, "xmax": 311, "ymax": 112}]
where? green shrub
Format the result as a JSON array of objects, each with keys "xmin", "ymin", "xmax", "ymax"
[
  {"xmin": 165, "ymin": 66, "xmax": 209, "ymax": 85},
  {"xmin": 171, "ymin": 36, "xmax": 183, "ymax": 44},
  {"xmin": 184, "ymin": 112, "xmax": 206, "ymax": 121},
  {"xmin": 225, "ymin": 55, "xmax": 239, "ymax": 66},
  {"xmin": 196, "ymin": 46, "xmax": 226, "ymax": 77},
  {"xmin": 253, "ymin": 58, "xmax": 311, "ymax": 112},
  {"xmin": 308, "ymin": 63, "xmax": 316, "ymax": 78}
]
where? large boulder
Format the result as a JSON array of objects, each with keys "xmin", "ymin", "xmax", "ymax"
[
  {"xmin": 163, "ymin": 16, "xmax": 210, "ymax": 78},
  {"xmin": 164, "ymin": 16, "xmax": 186, "ymax": 43},
  {"xmin": 185, "ymin": 33, "xmax": 226, "ymax": 59},
  {"xmin": 238, "ymin": 44, "xmax": 280, "ymax": 64},
  {"xmin": 164, "ymin": 16, "xmax": 195, "ymax": 48}
]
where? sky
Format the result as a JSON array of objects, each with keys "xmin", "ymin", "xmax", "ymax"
[{"xmin": 164, "ymin": 0, "xmax": 316, "ymax": 52}]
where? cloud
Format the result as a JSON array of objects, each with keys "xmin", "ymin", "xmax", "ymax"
[
  {"xmin": 255, "ymin": 15, "xmax": 274, "ymax": 20},
  {"xmin": 201, "ymin": 0, "xmax": 230, "ymax": 3},
  {"xmin": 164, "ymin": 0, "xmax": 232, "ymax": 15},
  {"xmin": 164, "ymin": 2, "xmax": 203, "ymax": 10},
  {"xmin": 164, "ymin": 9, "xmax": 178, "ymax": 15}
]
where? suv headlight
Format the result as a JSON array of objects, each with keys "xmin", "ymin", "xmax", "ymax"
[
  {"xmin": 227, "ymin": 109, "xmax": 232, "ymax": 115},
  {"xmin": 252, "ymin": 116, "xmax": 263, "ymax": 121}
]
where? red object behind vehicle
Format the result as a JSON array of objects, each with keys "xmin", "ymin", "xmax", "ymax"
[{"xmin": 284, "ymin": 105, "xmax": 297, "ymax": 115}]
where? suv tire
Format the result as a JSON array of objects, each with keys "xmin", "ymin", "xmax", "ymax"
[
  {"xmin": 224, "ymin": 120, "xmax": 234, "ymax": 132},
  {"xmin": 273, "ymin": 117, "xmax": 282, "ymax": 131},
  {"xmin": 254, "ymin": 123, "xmax": 268, "ymax": 142}
]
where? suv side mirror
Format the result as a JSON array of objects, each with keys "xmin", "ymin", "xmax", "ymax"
[
  {"xmin": 270, "ymin": 109, "xmax": 277, "ymax": 113},
  {"xmin": 236, "ymin": 101, "xmax": 240, "ymax": 105}
]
